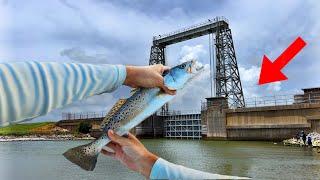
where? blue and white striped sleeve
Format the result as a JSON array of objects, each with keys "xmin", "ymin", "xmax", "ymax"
[
  {"xmin": 0, "ymin": 61, "xmax": 127, "ymax": 126},
  {"xmin": 150, "ymin": 158, "xmax": 249, "ymax": 179}
]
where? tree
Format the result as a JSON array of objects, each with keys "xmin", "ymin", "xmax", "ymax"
[{"xmin": 78, "ymin": 122, "xmax": 92, "ymax": 134}]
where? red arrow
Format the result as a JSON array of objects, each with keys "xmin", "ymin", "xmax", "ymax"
[{"xmin": 258, "ymin": 37, "xmax": 307, "ymax": 85}]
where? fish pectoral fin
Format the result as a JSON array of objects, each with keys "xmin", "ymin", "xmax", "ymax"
[{"xmin": 100, "ymin": 98, "xmax": 127, "ymax": 129}]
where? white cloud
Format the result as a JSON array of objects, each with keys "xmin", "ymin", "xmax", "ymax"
[
  {"xmin": 266, "ymin": 82, "xmax": 282, "ymax": 92},
  {"xmin": 60, "ymin": 47, "xmax": 109, "ymax": 64},
  {"xmin": 239, "ymin": 65, "xmax": 282, "ymax": 99},
  {"xmin": 179, "ymin": 45, "xmax": 207, "ymax": 63},
  {"xmin": 170, "ymin": 44, "xmax": 212, "ymax": 110},
  {"xmin": 33, "ymin": 91, "xmax": 121, "ymax": 122},
  {"xmin": 239, "ymin": 65, "xmax": 260, "ymax": 83},
  {"xmin": 239, "ymin": 65, "xmax": 260, "ymax": 98}
]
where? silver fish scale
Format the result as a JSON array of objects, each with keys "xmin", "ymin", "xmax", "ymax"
[{"xmin": 103, "ymin": 89, "xmax": 148, "ymax": 131}]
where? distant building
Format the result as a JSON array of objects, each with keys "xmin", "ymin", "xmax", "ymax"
[{"xmin": 294, "ymin": 87, "xmax": 320, "ymax": 104}]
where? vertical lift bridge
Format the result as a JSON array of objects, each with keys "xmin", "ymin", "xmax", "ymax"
[{"xmin": 149, "ymin": 17, "xmax": 245, "ymax": 109}]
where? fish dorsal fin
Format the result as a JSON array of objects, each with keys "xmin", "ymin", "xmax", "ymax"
[{"xmin": 100, "ymin": 99, "xmax": 127, "ymax": 129}]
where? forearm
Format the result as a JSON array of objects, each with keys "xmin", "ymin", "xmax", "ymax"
[
  {"xmin": 150, "ymin": 158, "xmax": 249, "ymax": 179},
  {"xmin": 139, "ymin": 152, "xmax": 158, "ymax": 178},
  {"xmin": 0, "ymin": 61, "xmax": 126, "ymax": 126}
]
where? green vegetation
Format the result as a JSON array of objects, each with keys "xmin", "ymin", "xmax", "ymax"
[
  {"xmin": 0, "ymin": 122, "xmax": 55, "ymax": 136},
  {"xmin": 78, "ymin": 122, "xmax": 92, "ymax": 134}
]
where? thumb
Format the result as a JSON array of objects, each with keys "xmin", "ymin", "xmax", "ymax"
[
  {"xmin": 108, "ymin": 130, "xmax": 130, "ymax": 146},
  {"xmin": 160, "ymin": 83, "xmax": 176, "ymax": 95}
]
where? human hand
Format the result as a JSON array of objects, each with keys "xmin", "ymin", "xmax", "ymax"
[
  {"xmin": 124, "ymin": 64, "xmax": 176, "ymax": 95},
  {"xmin": 101, "ymin": 130, "xmax": 158, "ymax": 178}
]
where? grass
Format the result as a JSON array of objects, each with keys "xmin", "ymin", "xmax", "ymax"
[{"xmin": 0, "ymin": 122, "xmax": 56, "ymax": 136}]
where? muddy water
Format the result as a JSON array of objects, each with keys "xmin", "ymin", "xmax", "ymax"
[{"xmin": 0, "ymin": 139, "xmax": 319, "ymax": 179}]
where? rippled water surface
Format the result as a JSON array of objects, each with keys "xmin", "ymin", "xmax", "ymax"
[{"xmin": 0, "ymin": 139, "xmax": 319, "ymax": 180}]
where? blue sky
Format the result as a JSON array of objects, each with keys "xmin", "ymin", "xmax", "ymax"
[{"xmin": 0, "ymin": 0, "xmax": 319, "ymax": 121}]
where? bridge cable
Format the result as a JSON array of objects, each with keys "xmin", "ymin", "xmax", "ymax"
[
  {"xmin": 209, "ymin": 33, "xmax": 213, "ymax": 97},
  {"xmin": 212, "ymin": 35, "xmax": 216, "ymax": 96}
]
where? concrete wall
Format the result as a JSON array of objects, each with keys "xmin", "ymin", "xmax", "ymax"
[
  {"xmin": 135, "ymin": 115, "xmax": 164, "ymax": 138},
  {"xmin": 56, "ymin": 118, "xmax": 138, "ymax": 138},
  {"xmin": 307, "ymin": 115, "xmax": 320, "ymax": 133},
  {"xmin": 202, "ymin": 100, "xmax": 320, "ymax": 141},
  {"xmin": 56, "ymin": 115, "xmax": 163, "ymax": 138},
  {"xmin": 201, "ymin": 97, "xmax": 228, "ymax": 139},
  {"xmin": 225, "ymin": 103, "xmax": 320, "ymax": 140}
]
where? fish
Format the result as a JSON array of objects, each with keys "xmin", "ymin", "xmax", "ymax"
[{"xmin": 63, "ymin": 60, "xmax": 204, "ymax": 171}]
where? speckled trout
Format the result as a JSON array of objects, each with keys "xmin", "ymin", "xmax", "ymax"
[{"xmin": 63, "ymin": 60, "xmax": 204, "ymax": 171}]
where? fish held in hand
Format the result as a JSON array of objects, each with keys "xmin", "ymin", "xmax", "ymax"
[{"xmin": 63, "ymin": 60, "xmax": 204, "ymax": 171}]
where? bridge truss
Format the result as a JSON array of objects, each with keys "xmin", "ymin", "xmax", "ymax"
[{"xmin": 149, "ymin": 16, "xmax": 245, "ymax": 108}]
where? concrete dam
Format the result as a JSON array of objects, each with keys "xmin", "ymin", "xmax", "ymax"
[{"xmin": 56, "ymin": 87, "xmax": 320, "ymax": 141}]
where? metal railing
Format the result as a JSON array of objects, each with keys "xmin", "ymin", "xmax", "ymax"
[
  {"xmin": 245, "ymin": 94, "xmax": 320, "ymax": 108},
  {"xmin": 61, "ymin": 94, "xmax": 320, "ymax": 120},
  {"xmin": 153, "ymin": 16, "xmax": 228, "ymax": 41},
  {"xmin": 62, "ymin": 111, "xmax": 106, "ymax": 120},
  {"xmin": 245, "ymin": 94, "xmax": 295, "ymax": 108},
  {"xmin": 201, "ymin": 94, "xmax": 320, "ymax": 110},
  {"xmin": 157, "ymin": 109, "xmax": 201, "ymax": 116}
]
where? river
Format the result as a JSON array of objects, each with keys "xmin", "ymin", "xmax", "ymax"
[{"xmin": 0, "ymin": 139, "xmax": 319, "ymax": 180}]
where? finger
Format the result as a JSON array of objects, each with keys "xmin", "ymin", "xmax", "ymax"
[
  {"xmin": 127, "ymin": 132, "xmax": 139, "ymax": 142},
  {"xmin": 106, "ymin": 142, "xmax": 119, "ymax": 152},
  {"xmin": 157, "ymin": 74, "xmax": 176, "ymax": 95},
  {"xmin": 127, "ymin": 133, "xmax": 145, "ymax": 146},
  {"xmin": 161, "ymin": 85, "xmax": 176, "ymax": 95},
  {"xmin": 161, "ymin": 66, "xmax": 170, "ymax": 74},
  {"xmin": 108, "ymin": 130, "xmax": 130, "ymax": 146},
  {"xmin": 163, "ymin": 66, "xmax": 170, "ymax": 71},
  {"xmin": 101, "ymin": 149, "xmax": 115, "ymax": 158},
  {"xmin": 154, "ymin": 64, "xmax": 165, "ymax": 74}
]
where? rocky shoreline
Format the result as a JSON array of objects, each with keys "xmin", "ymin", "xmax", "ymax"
[
  {"xmin": 0, "ymin": 134, "xmax": 95, "ymax": 142},
  {"xmin": 283, "ymin": 132, "xmax": 320, "ymax": 147}
]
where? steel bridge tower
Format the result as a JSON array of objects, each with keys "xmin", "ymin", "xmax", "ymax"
[{"xmin": 149, "ymin": 17, "xmax": 245, "ymax": 109}]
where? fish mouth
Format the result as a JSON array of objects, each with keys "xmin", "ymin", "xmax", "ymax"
[
  {"xmin": 187, "ymin": 66, "xmax": 192, "ymax": 73},
  {"xmin": 195, "ymin": 65, "xmax": 204, "ymax": 71},
  {"xmin": 190, "ymin": 60, "xmax": 204, "ymax": 74}
]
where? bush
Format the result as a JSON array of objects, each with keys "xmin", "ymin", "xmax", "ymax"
[{"xmin": 78, "ymin": 122, "xmax": 92, "ymax": 134}]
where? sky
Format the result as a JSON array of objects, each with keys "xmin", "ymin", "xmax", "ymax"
[{"xmin": 0, "ymin": 0, "xmax": 319, "ymax": 122}]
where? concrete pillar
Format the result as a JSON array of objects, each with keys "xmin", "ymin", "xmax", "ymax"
[
  {"xmin": 206, "ymin": 97, "xmax": 229, "ymax": 109},
  {"xmin": 201, "ymin": 97, "xmax": 228, "ymax": 139}
]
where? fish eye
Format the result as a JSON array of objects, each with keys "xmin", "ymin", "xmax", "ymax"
[{"xmin": 180, "ymin": 64, "xmax": 186, "ymax": 68}]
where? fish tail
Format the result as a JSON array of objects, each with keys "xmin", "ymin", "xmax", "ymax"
[{"xmin": 63, "ymin": 141, "xmax": 99, "ymax": 171}]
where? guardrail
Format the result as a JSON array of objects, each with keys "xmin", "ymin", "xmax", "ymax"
[
  {"xmin": 157, "ymin": 110, "xmax": 201, "ymax": 116},
  {"xmin": 62, "ymin": 94, "xmax": 320, "ymax": 120},
  {"xmin": 153, "ymin": 16, "xmax": 228, "ymax": 41},
  {"xmin": 62, "ymin": 109, "xmax": 202, "ymax": 120},
  {"xmin": 201, "ymin": 94, "xmax": 320, "ymax": 110},
  {"xmin": 245, "ymin": 94, "xmax": 320, "ymax": 108},
  {"xmin": 62, "ymin": 111, "xmax": 106, "ymax": 120}
]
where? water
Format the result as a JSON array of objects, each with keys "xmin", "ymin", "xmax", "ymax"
[{"xmin": 0, "ymin": 139, "xmax": 319, "ymax": 180}]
